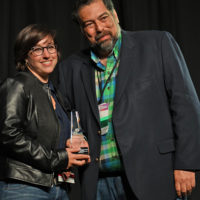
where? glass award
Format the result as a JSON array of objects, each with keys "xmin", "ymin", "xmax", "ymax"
[{"xmin": 70, "ymin": 111, "xmax": 88, "ymax": 154}]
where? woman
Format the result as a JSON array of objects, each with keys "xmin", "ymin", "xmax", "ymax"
[{"xmin": 0, "ymin": 24, "xmax": 90, "ymax": 200}]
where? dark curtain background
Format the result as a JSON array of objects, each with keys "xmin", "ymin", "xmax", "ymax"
[{"xmin": 1, "ymin": 0, "xmax": 200, "ymax": 199}]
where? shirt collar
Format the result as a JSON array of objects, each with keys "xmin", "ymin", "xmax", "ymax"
[{"xmin": 91, "ymin": 32, "xmax": 122, "ymax": 70}]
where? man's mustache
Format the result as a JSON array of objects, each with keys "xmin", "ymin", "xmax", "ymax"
[{"xmin": 95, "ymin": 31, "xmax": 111, "ymax": 41}]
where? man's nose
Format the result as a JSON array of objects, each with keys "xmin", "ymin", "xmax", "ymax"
[{"xmin": 95, "ymin": 21, "xmax": 103, "ymax": 32}]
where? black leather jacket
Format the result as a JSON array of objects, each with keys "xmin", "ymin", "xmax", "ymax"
[{"xmin": 0, "ymin": 71, "xmax": 69, "ymax": 187}]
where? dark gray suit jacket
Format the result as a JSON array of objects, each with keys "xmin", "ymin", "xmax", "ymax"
[{"xmin": 59, "ymin": 30, "xmax": 200, "ymax": 200}]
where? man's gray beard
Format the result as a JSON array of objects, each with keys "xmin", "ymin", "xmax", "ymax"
[
  {"xmin": 91, "ymin": 26, "xmax": 121, "ymax": 56},
  {"xmin": 91, "ymin": 37, "xmax": 116, "ymax": 56}
]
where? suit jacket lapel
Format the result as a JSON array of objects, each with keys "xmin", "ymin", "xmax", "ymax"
[
  {"xmin": 114, "ymin": 31, "xmax": 136, "ymax": 108},
  {"xmin": 80, "ymin": 31, "xmax": 136, "ymax": 123},
  {"xmin": 81, "ymin": 62, "xmax": 100, "ymax": 125}
]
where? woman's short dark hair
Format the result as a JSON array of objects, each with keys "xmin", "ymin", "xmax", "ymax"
[
  {"xmin": 72, "ymin": 0, "xmax": 115, "ymax": 24},
  {"xmin": 14, "ymin": 24, "xmax": 60, "ymax": 71}
]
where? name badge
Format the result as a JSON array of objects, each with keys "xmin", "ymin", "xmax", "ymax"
[{"xmin": 98, "ymin": 103, "xmax": 109, "ymax": 135}]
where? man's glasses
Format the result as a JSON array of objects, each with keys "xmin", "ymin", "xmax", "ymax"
[{"xmin": 30, "ymin": 44, "xmax": 57, "ymax": 56}]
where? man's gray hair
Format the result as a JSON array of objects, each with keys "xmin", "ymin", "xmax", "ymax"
[{"xmin": 72, "ymin": 0, "xmax": 115, "ymax": 24}]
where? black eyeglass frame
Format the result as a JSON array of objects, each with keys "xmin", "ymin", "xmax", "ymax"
[{"xmin": 30, "ymin": 44, "xmax": 57, "ymax": 56}]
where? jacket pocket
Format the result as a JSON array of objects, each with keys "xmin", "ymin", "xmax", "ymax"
[{"xmin": 157, "ymin": 139, "xmax": 175, "ymax": 154}]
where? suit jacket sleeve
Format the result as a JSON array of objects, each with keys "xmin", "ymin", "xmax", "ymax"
[{"xmin": 162, "ymin": 32, "xmax": 200, "ymax": 170}]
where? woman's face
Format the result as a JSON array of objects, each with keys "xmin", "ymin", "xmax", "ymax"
[{"xmin": 26, "ymin": 35, "xmax": 58, "ymax": 83}]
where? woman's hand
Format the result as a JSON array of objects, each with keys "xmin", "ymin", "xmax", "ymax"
[{"xmin": 66, "ymin": 147, "xmax": 90, "ymax": 169}]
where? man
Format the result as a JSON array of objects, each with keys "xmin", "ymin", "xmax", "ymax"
[{"xmin": 58, "ymin": 0, "xmax": 200, "ymax": 199}]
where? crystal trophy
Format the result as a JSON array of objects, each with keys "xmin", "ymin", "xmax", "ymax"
[{"xmin": 70, "ymin": 111, "xmax": 88, "ymax": 154}]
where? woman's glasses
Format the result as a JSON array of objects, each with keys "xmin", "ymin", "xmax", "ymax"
[{"xmin": 30, "ymin": 44, "xmax": 57, "ymax": 56}]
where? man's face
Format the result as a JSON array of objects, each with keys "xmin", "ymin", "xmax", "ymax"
[{"xmin": 78, "ymin": 0, "xmax": 120, "ymax": 56}]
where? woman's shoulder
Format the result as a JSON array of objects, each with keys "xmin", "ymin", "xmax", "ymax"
[{"xmin": 0, "ymin": 71, "xmax": 38, "ymax": 95}]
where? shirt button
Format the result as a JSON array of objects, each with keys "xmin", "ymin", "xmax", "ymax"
[{"xmin": 107, "ymin": 86, "xmax": 110, "ymax": 90}]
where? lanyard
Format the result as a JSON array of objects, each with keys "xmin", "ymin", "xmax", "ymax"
[{"xmin": 97, "ymin": 58, "xmax": 120, "ymax": 104}]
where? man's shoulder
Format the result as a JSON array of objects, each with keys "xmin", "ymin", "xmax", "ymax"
[
  {"xmin": 123, "ymin": 30, "xmax": 169, "ymax": 42},
  {"xmin": 59, "ymin": 48, "xmax": 92, "ymax": 73},
  {"xmin": 123, "ymin": 29, "xmax": 167, "ymax": 37},
  {"xmin": 62, "ymin": 49, "xmax": 90, "ymax": 64}
]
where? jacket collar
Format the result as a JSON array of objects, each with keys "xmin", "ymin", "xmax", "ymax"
[{"xmin": 80, "ymin": 30, "xmax": 136, "ymax": 123}]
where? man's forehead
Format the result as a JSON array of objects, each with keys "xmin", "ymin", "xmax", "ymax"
[{"xmin": 78, "ymin": 1, "xmax": 110, "ymax": 21}]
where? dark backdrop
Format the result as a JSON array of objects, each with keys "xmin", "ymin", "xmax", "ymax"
[{"xmin": 1, "ymin": 0, "xmax": 200, "ymax": 199}]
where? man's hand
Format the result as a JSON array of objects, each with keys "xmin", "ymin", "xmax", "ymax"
[
  {"xmin": 66, "ymin": 147, "xmax": 90, "ymax": 169},
  {"xmin": 174, "ymin": 170, "xmax": 195, "ymax": 198}
]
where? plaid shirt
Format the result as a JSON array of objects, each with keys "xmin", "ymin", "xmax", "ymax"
[{"xmin": 91, "ymin": 33, "xmax": 122, "ymax": 172}]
